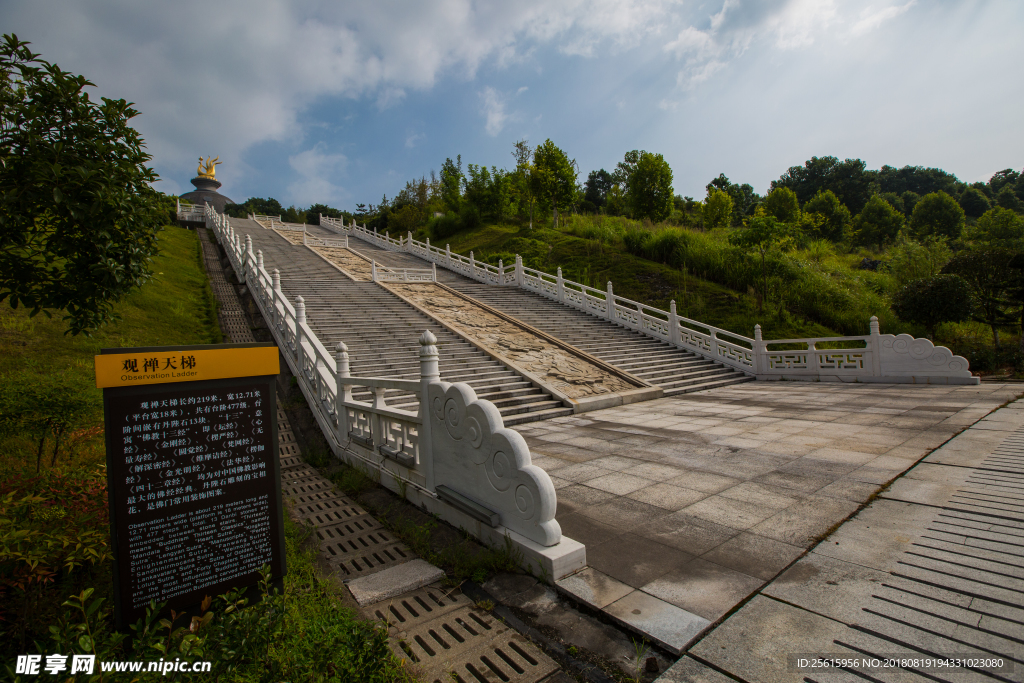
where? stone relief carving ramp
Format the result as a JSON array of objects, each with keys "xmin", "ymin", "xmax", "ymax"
[
  {"xmin": 235, "ymin": 223, "xmax": 573, "ymax": 425},
  {"xmin": 384, "ymin": 281, "xmax": 662, "ymax": 413}
]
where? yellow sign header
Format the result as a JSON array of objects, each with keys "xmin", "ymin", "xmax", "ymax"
[{"xmin": 95, "ymin": 347, "xmax": 280, "ymax": 388}]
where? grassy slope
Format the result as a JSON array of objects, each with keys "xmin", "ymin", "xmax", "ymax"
[
  {"xmin": 0, "ymin": 224, "xmax": 222, "ymax": 470},
  {"xmin": 436, "ymin": 222, "xmax": 839, "ymax": 341}
]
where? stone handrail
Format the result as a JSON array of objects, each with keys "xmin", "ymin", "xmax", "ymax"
[
  {"xmin": 176, "ymin": 199, "xmax": 205, "ymax": 221},
  {"xmin": 302, "ymin": 233, "xmax": 349, "ymax": 249},
  {"xmin": 208, "ymin": 206, "xmax": 582, "ymax": 576},
  {"xmin": 315, "ymin": 214, "xmax": 976, "ymax": 385},
  {"xmin": 370, "ymin": 260, "xmax": 437, "ymax": 283}
]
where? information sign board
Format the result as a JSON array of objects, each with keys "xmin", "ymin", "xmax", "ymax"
[{"xmin": 97, "ymin": 343, "xmax": 285, "ymax": 628}]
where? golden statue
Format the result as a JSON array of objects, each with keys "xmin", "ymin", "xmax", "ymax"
[{"xmin": 197, "ymin": 156, "xmax": 221, "ymax": 179}]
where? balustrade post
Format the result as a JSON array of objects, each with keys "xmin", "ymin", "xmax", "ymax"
[
  {"xmin": 272, "ymin": 269, "xmax": 281, "ymax": 327},
  {"xmin": 334, "ymin": 341, "xmax": 352, "ymax": 440},
  {"xmin": 408, "ymin": 231, "xmax": 413, "ymax": 252},
  {"xmin": 516, "ymin": 254, "xmax": 524, "ymax": 287},
  {"xmin": 432, "ymin": 262, "xmax": 437, "ymax": 282},
  {"xmin": 446, "ymin": 244, "xmax": 452, "ymax": 268},
  {"xmin": 371, "ymin": 260, "xmax": 378, "ymax": 283},
  {"xmin": 606, "ymin": 281, "xmax": 614, "ymax": 320},
  {"xmin": 257, "ymin": 249, "xmax": 264, "ymax": 271},
  {"xmin": 557, "ymin": 267, "xmax": 564, "ymax": 303},
  {"xmin": 710, "ymin": 330, "xmax": 720, "ymax": 362},
  {"xmin": 295, "ymin": 296, "xmax": 306, "ymax": 370},
  {"xmin": 498, "ymin": 259, "xmax": 504, "ymax": 285},
  {"xmin": 419, "ymin": 330, "xmax": 439, "ymax": 484},
  {"xmin": 869, "ymin": 316, "xmax": 881, "ymax": 377},
  {"xmin": 753, "ymin": 324, "xmax": 764, "ymax": 375},
  {"xmin": 469, "ymin": 251, "xmax": 476, "ymax": 279},
  {"xmin": 669, "ymin": 300, "xmax": 681, "ymax": 345}
]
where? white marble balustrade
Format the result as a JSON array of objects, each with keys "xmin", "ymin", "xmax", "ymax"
[{"xmin": 207, "ymin": 205, "xmax": 584, "ymax": 578}]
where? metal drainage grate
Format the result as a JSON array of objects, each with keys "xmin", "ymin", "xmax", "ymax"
[
  {"xmin": 368, "ymin": 584, "xmax": 472, "ymax": 629},
  {"xmin": 292, "ymin": 497, "xmax": 366, "ymax": 522},
  {"xmin": 279, "ymin": 455, "xmax": 305, "ymax": 470},
  {"xmin": 369, "ymin": 590, "xmax": 557, "ymax": 683},
  {"xmin": 281, "ymin": 466, "xmax": 321, "ymax": 484},
  {"xmin": 281, "ymin": 478, "xmax": 335, "ymax": 496},
  {"xmin": 316, "ymin": 518, "xmax": 412, "ymax": 578},
  {"xmin": 279, "ymin": 443, "xmax": 300, "ymax": 456}
]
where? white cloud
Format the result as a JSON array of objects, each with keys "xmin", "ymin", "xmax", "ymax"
[
  {"xmin": 405, "ymin": 132, "xmax": 426, "ymax": 148},
  {"xmin": 851, "ymin": 1, "xmax": 916, "ymax": 36},
  {"xmin": 663, "ymin": 0, "xmax": 915, "ymax": 90},
  {"xmin": 287, "ymin": 144, "xmax": 348, "ymax": 206},
  {"xmin": 479, "ymin": 86, "xmax": 509, "ymax": 136}
]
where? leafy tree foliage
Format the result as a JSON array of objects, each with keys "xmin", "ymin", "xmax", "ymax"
[
  {"xmin": 762, "ymin": 187, "xmax": 800, "ymax": 223},
  {"xmin": 853, "ymin": 195, "xmax": 904, "ymax": 250},
  {"xmin": 901, "ymin": 191, "xmax": 921, "ymax": 216},
  {"xmin": 439, "ymin": 155, "xmax": 463, "ymax": 213},
  {"xmin": 876, "ymin": 164, "xmax": 961, "ymax": 198},
  {"xmin": 802, "ymin": 189, "xmax": 851, "ymax": 242},
  {"xmin": 706, "ymin": 173, "xmax": 759, "ymax": 223},
  {"xmin": 996, "ymin": 185, "xmax": 1023, "ymax": 213},
  {"xmin": 958, "ymin": 187, "xmax": 991, "ymax": 218},
  {"xmin": 969, "ymin": 207, "xmax": 1024, "ymax": 243},
  {"xmin": 584, "ymin": 169, "xmax": 613, "ymax": 208},
  {"xmin": 892, "ymin": 274, "xmax": 974, "ymax": 339},
  {"xmin": 729, "ymin": 215, "xmax": 793, "ymax": 313},
  {"xmin": 511, "ymin": 139, "xmax": 537, "ymax": 229},
  {"xmin": 532, "ymin": 139, "xmax": 576, "ymax": 228},
  {"xmin": 988, "ymin": 168, "xmax": 1020, "ymax": 196},
  {"xmin": 626, "ymin": 151, "xmax": 674, "ymax": 222},
  {"xmin": 909, "ymin": 191, "xmax": 965, "ymax": 240},
  {"xmin": 880, "ymin": 192, "xmax": 905, "ymax": 215},
  {"xmin": 702, "ymin": 189, "xmax": 733, "ymax": 230},
  {"xmin": 0, "ymin": 34, "xmax": 165, "ymax": 335},
  {"xmin": 886, "ymin": 235, "xmax": 952, "ymax": 288},
  {"xmin": 941, "ymin": 248, "xmax": 1018, "ymax": 348},
  {"xmin": 306, "ymin": 203, "xmax": 345, "ymax": 224},
  {"xmin": 772, "ymin": 156, "xmax": 875, "ymax": 214},
  {"xmin": 224, "ymin": 197, "xmax": 284, "ymax": 219}
]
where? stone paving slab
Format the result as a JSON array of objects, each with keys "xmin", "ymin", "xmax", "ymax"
[
  {"xmin": 603, "ymin": 590, "xmax": 711, "ymax": 655},
  {"xmin": 666, "ymin": 395, "xmax": 1024, "ymax": 683},
  {"xmin": 344, "ymin": 558, "xmax": 446, "ymax": 606}
]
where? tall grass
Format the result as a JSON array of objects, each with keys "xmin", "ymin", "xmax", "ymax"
[{"xmin": 566, "ymin": 215, "xmax": 902, "ymax": 337}]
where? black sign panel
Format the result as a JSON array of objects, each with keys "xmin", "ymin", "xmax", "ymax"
[{"xmin": 103, "ymin": 372, "xmax": 284, "ymax": 628}]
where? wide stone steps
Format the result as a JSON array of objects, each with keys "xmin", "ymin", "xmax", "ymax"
[
  {"xmin": 344, "ymin": 235, "xmax": 754, "ymax": 396},
  {"xmin": 233, "ymin": 221, "xmax": 573, "ymax": 425}
]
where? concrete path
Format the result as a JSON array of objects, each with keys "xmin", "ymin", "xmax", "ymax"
[
  {"xmin": 667, "ymin": 394, "xmax": 1024, "ymax": 682},
  {"xmin": 525, "ymin": 382, "xmax": 1023, "ymax": 654}
]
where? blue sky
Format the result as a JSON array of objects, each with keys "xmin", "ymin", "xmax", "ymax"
[{"xmin": 3, "ymin": 1, "xmax": 1022, "ymax": 210}]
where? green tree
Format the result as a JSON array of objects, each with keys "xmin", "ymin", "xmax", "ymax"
[
  {"xmin": 969, "ymin": 207, "xmax": 1024, "ymax": 243},
  {"xmin": 853, "ymin": 195, "xmax": 904, "ymax": 250},
  {"xmin": 532, "ymin": 139, "xmax": 576, "ymax": 229},
  {"xmin": 772, "ymin": 156, "xmax": 876, "ymax": 213},
  {"xmin": 909, "ymin": 191, "xmax": 965, "ymax": 240},
  {"xmin": 802, "ymin": 189, "xmax": 851, "ymax": 241},
  {"xmin": 762, "ymin": 187, "xmax": 800, "ymax": 223},
  {"xmin": 702, "ymin": 189, "xmax": 733, "ymax": 230},
  {"xmin": 877, "ymin": 164, "xmax": 961, "ymax": 198},
  {"xmin": 886, "ymin": 234, "xmax": 953, "ymax": 288},
  {"xmin": 626, "ymin": 151, "xmax": 674, "ymax": 222},
  {"xmin": 510, "ymin": 140, "xmax": 537, "ymax": 229},
  {"xmin": 901, "ymin": 191, "xmax": 921, "ymax": 216},
  {"xmin": 879, "ymin": 192, "xmax": 905, "ymax": 215},
  {"xmin": 958, "ymin": 187, "xmax": 991, "ymax": 218},
  {"xmin": 706, "ymin": 173, "xmax": 759, "ymax": 223},
  {"xmin": 941, "ymin": 248, "xmax": 1017, "ymax": 348},
  {"xmin": 439, "ymin": 155, "xmax": 464, "ymax": 213},
  {"xmin": 996, "ymin": 185, "xmax": 1023, "ymax": 213},
  {"xmin": 729, "ymin": 215, "xmax": 793, "ymax": 313},
  {"xmin": 891, "ymin": 275, "xmax": 974, "ymax": 339},
  {"xmin": 0, "ymin": 34, "xmax": 165, "ymax": 335},
  {"xmin": 584, "ymin": 169, "xmax": 613, "ymax": 209}
]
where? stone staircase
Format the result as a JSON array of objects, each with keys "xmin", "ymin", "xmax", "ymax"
[
  {"xmin": 348, "ymin": 236, "xmax": 753, "ymax": 396},
  {"xmin": 238, "ymin": 220, "xmax": 573, "ymax": 425}
]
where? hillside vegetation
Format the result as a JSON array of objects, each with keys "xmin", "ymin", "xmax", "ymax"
[{"xmin": 231, "ymin": 145, "xmax": 1024, "ymax": 376}]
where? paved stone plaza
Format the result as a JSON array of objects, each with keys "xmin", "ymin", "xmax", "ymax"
[{"xmin": 514, "ymin": 381, "xmax": 1024, "ymax": 653}]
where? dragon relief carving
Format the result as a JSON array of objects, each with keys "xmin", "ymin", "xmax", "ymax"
[
  {"xmin": 387, "ymin": 285, "xmax": 636, "ymax": 399},
  {"xmin": 311, "ymin": 246, "xmax": 374, "ymax": 280}
]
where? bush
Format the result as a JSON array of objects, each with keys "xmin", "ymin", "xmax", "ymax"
[{"xmin": 892, "ymin": 274, "xmax": 974, "ymax": 339}]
